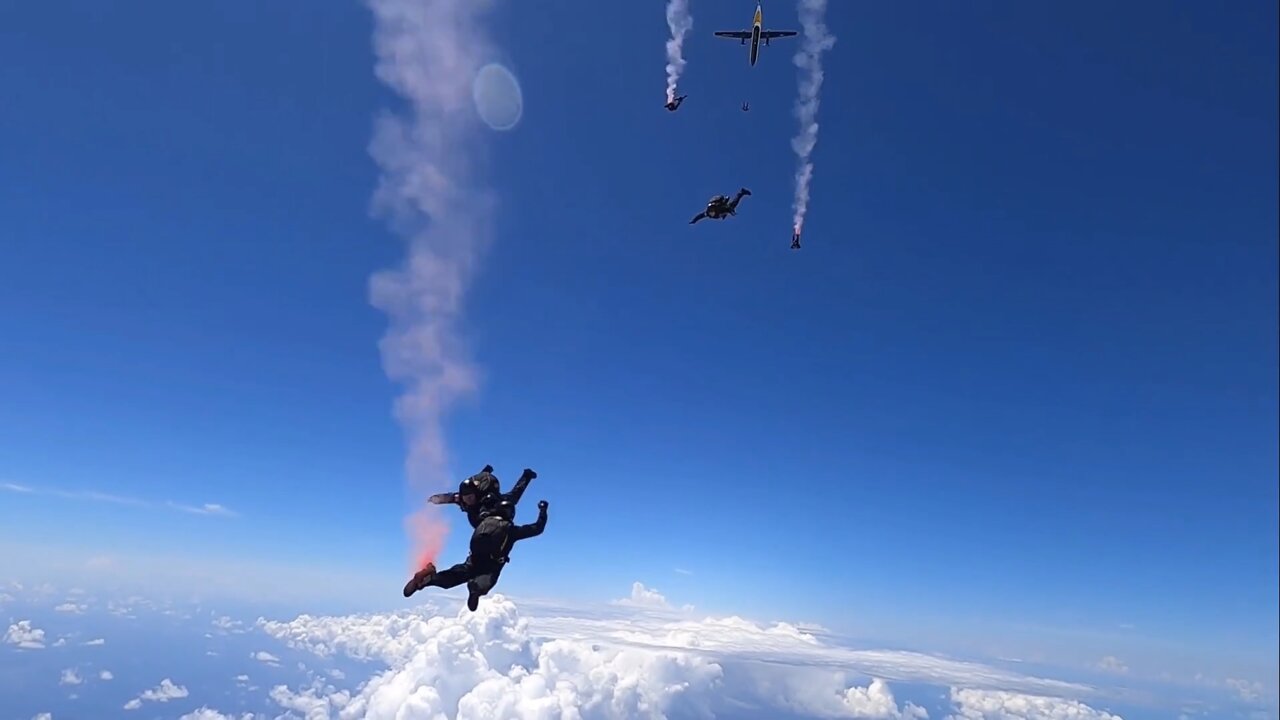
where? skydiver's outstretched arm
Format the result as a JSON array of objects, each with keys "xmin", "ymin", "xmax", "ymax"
[
  {"xmin": 509, "ymin": 500, "xmax": 548, "ymax": 543},
  {"xmin": 503, "ymin": 468, "xmax": 536, "ymax": 506},
  {"xmin": 690, "ymin": 212, "xmax": 707, "ymax": 224},
  {"xmin": 428, "ymin": 492, "xmax": 460, "ymax": 506}
]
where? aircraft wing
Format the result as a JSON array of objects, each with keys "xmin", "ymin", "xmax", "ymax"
[
  {"xmin": 760, "ymin": 30, "xmax": 797, "ymax": 39},
  {"xmin": 714, "ymin": 30, "xmax": 752, "ymax": 39}
]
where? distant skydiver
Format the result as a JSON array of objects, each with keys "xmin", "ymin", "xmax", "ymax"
[
  {"xmin": 742, "ymin": 102, "xmax": 750, "ymax": 111},
  {"xmin": 791, "ymin": 230, "xmax": 801, "ymax": 249},
  {"xmin": 689, "ymin": 187, "xmax": 752, "ymax": 224},
  {"xmin": 665, "ymin": 94, "xmax": 687, "ymax": 112},
  {"xmin": 403, "ymin": 496, "xmax": 549, "ymax": 612}
]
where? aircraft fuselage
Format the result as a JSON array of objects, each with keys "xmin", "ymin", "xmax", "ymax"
[{"xmin": 749, "ymin": 7, "xmax": 763, "ymax": 66}]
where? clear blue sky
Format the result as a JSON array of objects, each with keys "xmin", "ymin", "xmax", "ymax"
[{"xmin": 1, "ymin": 0, "xmax": 1276, "ymax": 687}]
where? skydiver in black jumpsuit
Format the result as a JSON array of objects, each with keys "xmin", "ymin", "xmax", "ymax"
[
  {"xmin": 403, "ymin": 497, "xmax": 548, "ymax": 611},
  {"xmin": 403, "ymin": 466, "xmax": 547, "ymax": 612}
]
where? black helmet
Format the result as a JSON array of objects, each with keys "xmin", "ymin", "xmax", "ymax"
[
  {"xmin": 482, "ymin": 498, "xmax": 517, "ymax": 522},
  {"xmin": 460, "ymin": 467, "xmax": 500, "ymax": 500}
]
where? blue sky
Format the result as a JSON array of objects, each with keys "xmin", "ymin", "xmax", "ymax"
[{"xmin": 1, "ymin": 0, "xmax": 1276, "ymax": 707}]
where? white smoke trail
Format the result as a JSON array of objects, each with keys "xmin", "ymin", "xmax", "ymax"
[
  {"xmin": 791, "ymin": 0, "xmax": 836, "ymax": 235},
  {"xmin": 365, "ymin": 0, "xmax": 498, "ymax": 570},
  {"xmin": 665, "ymin": 0, "xmax": 693, "ymax": 104}
]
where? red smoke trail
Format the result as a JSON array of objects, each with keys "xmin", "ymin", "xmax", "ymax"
[
  {"xmin": 365, "ymin": 0, "xmax": 495, "ymax": 580},
  {"xmin": 406, "ymin": 503, "xmax": 450, "ymax": 573}
]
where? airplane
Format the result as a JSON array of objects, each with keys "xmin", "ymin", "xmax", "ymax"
[{"xmin": 714, "ymin": 2, "xmax": 797, "ymax": 67}]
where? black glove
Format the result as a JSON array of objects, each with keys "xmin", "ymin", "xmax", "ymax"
[
  {"xmin": 481, "ymin": 464, "xmax": 494, "ymax": 473},
  {"xmin": 523, "ymin": 468, "xmax": 537, "ymax": 480},
  {"xmin": 537, "ymin": 500, "xmax": 548, "ymax": 511}
]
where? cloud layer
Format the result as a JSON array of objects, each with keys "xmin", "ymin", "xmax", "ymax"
[{"xmin": 244, "ymin": 594, "xmax": 1126, "ymax": 720}]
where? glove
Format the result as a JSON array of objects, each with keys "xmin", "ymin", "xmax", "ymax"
[
  {"xmin": 481, "ymin": 464, "xmax": 494, "ymax": 473},
  {"xmin": 523, "ymin": 468, "xmax": 537, "ymax": 480},
  {"xmin": 537, "ymin": 500, "xmax": 548, "ymax": 511}
]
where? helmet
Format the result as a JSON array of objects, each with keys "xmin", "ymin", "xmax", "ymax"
[
  {"xmin": 481, "ymin": 498, "xmax": 517, "ymax": 522},
  {"xmin": 459, "ymin": 469, "xmax": 500, "ymax": 506}
]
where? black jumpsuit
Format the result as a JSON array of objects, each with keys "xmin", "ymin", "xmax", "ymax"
[{"xmin": 424, "ymin": 501, "xmax": 548, "ymax": 598}]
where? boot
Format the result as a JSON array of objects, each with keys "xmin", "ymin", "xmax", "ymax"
[{"xmin": 403, "ymin": 562, "xmax": 436, "ymax": 598}]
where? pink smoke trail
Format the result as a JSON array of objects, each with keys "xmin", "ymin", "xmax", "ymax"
[{"xmin": 365, "ymin": 0, "xmax": 498, "ymax": 571}]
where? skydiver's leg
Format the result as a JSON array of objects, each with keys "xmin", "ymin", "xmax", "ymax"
[
  {"xmin": 423, "ymin": 559, "xmax": 478, "ymax": 590},
  {"xmin": 465, "ymin": 563, "xmax": 504, "ymax": 611}
]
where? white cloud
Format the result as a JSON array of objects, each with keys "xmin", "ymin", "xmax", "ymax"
[
  {"xmin": 674, "ymin": 568, "xmax": 694, "ymax": 576},
  {"xmin": 58, "ymin": 668, "xmax": 82, "ymax": 686},
  {"xmin": 253, "ymin": 650, "xmax": 281, "ymax": 666},
  {"xmin": 83, "ymin": 638, "xmax": 105, "ymax": 646},
  {"xmin": 213, "ymin": 615, "xmax": 245, "ymax": 633},
  {"xmin": 947, "ymin": 688, "xmax": 1123, "ymax": 720},
  {"xmin": 168, "ymin": 501, "xmax": 239, "ymax": 517},
  {"xmin": 612, "ymin": 581, "xmax": 695, "ymax": 613},
  {"xmin": 52, "ymin": 638, "xmax": 67, "ymax": 647},
  {"xmin": 31, "ymin": 714, "xmax": 52, "ymax": 720},
  {"xmin": 5, "ymin": 620, "xmax": 46, "ymax": 649},
  {"xmin": 100, "ymin": 670, "xmax": 114, "ymax": 680},
  {"xmin": 1096, "ymin": 656, "xmax": 1128, "ymax": 674},
  {"xmin": 1, "ymin": 482, "xmax": 237, "ymax": 518},
  {"xmin": 1227, "ymin": 678, "xmax": 1264, "ymax": 703},
  {"xmin": 179, "ymin": 710, "xmax": 256, "ymax": 720},
  {"xmin": 236, "ymin": 674, "xmax": 250, "ymax": 683},
  {"xmin": 123, "ymin": 678, "xmax": 189, "ymax": 710},
  {"xmin": 54, "ymin": 602, "xmax": 86, "ymax": 614},
  {"xmin": 257, "ymin": 593, "xmax": 1110, "ymax": 720}
]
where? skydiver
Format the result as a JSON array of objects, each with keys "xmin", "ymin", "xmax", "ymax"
[
  {"xmin": 742, "ymin": 102, "xmax": 750, "ymax": 111},
  {"xmin": 791, "ymin": 231, "xmax": 801, "ymax": 249},
  {"xmin": 689, "ymin": 188, "xmax": 751, "ymax": 224},
  {"xmin": 428, "ymin": 465, "xmax": 536, "ymax": 529},
  {"xmin": 665, "ymin": 94, "xmax": 687, "ymax": 112},
  {"xmin": 403, "ymin": 497, "xmax": 549, "ymax": 612}
]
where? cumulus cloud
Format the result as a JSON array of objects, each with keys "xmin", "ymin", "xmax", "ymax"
[
  {"xmin": 612, "ymin": 581, "xmax": 694, "ymax": 612},
  {"xmin": 947, "ymin": 688, "xmax": 1123, "ymax": 720},
  {"xmin": 255, "ymin": 594, "xmax": 1107, "ymax": 720},
  {"xmin": 5, "ymin": 620, "xmax": 46, "ymax": 649},
  {"xmin": 83, "ymin": 638, "xmax": 105, "ymax": 646},
  {"xmin": 54, "ymin": 602, "xmax": 86, "ymax": 614},
  {"xmin": 1226, "ymin": 678, "xmax": 1265, "ymax": 703},
  {"xmin": 253, "ymin": 650, "xmax": 281, "ymax": 666},
  {"xmin": 213, "ymin": 615, "xmax": 245, "ymax": 633},
  {"xmin": 179, "ymin": 710, "xmax": 255, "ymax": 720},
  {"xmin": 100, "ymin": 670, "xmax": 114, "ymax": 680},
  {"xmin": 59, "ymin": 668, "xmax": 82, "ymax": 686},
  {"xmin": 1096, "ymin": 656, "xmax": 1128, "ymax": 674},
  {"xmin": 123, "ymin": 678, "xmax": 189, "ymax": 710},
  {"xmin": 31, "ymin": 714, "xmax": 52, "ymax": 720}
]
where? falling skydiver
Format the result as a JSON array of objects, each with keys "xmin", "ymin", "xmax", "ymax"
[
  {"xmin": 665, "ymin": 94, "xmax": 687, "ymax": 112},
  {"xmin": 689, "ymin": 187, "xmax": 752, "ymax": 224},
  {"xmin": 403, "ymin": 496, "xmax": 549, "ymax": 612}
]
